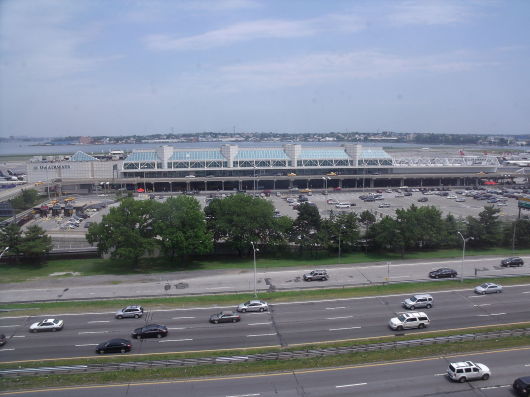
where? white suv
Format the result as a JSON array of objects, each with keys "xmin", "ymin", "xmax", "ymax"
[
  {"xmin": 389, "ymin": 311, "xmax": 430, "ymax": 331},
  {"xmin": 447, "ymin": 361, "xmax": 491, "ymax": 382}
]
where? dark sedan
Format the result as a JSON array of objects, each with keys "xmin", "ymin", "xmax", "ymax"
[
  {"xmin": 95, "ymin": 338, "xmax": 132, "ymax": 354},
  {"xmin": 501, "ymin": 257, "xmax": 524, "ymax": 267},
  {"xmin": 429, "ymin": 268, "xmax": 457, "ymax": 279},
  {"xmin": 209, "ymin": 311, "xmax": 241, "ymax": 324},
  {"xmin": 132, "ymin": 324, "xmax": 168, "ymax": 339}
]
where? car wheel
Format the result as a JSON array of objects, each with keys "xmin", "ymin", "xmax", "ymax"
[
  {"xmin": 241, "ymin": 308, "xmax": 246, "ymax": 313},
  {"xmin": 426, "ymin": 304, "xmax": 432, "ymax": 309},
  {"xmin": 259, "ymin": 308, "xmax": 264, "ymax": 312},
  {"xmin": 418, "ymin": 323, "xmax": 425, "ymax": 329},
  {"xmin": 134, "ymin": 314, "xmax": 139, "ymax": 319},
  {"xmin": 323, "ymin": 277, "xmax": 328, "ymax": 281},
  {"xmin": 157, "ymin": 334, "xmax": 162, "ymax": 338},
  {"xmin": 97, "ymin": 350, "xmax": 103, "ymax": 354},
  {"xmin": 120, "ymin": 348, "xmax": 126, "ymax": 353},
  {"xmin": 482, "ymin": 291, "xmax": 486, "ymax": 295},
  {"xmin": 410, "ymin": 306, "xmax": 415, "ymax": 310},
  {"xmin": 232, "ymin": 319, "xmax": 237, "ymax": 323},
  {"xmin": 496, "ymin": 290, "xmax": 501, "ymax": 293},
  {"xmin": 397, "ymin": 325, "xmax": 403, "ymax": 331},
  {"xmin": 117, "ymin": 315, "xmax": 123, "ymax": 319},
  {"xmin": 52, "ymin": 328, "xmax": 57, "ymax": 332},
  {"xmin": 452, "ymin": 274, "xmax": 456, "ymax": 278},
  {"xmin": 459, "ymin": 377, "xmax": 467, "ymax": 383},
  {"xmin": 214, "ymin": 320, "xmax": 218, "ymax": 324},
  {"xmin": 482, "ymin": 374, "xmax": 490, "ymax": 380}
]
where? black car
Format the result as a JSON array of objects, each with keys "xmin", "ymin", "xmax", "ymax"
[
  {"xmin": 418, "ymin": 197, "xmax": 428, "ymax": 202},
  {"xmin": 0, "ymin": 334, "xmax": 6, "ymax": 347},
  {"xmin": 429, "ymin": 268, "xmax": 457, "ymax": 279},
  {"xmin": 209, "ymin": 311, "xmax": 241, "ymax": 324},
  {"xmin": 132, "ymin": 324, "xmax": 168, "ymax": 339},
  {"xmin": 501, "ymin": 257, "xmax": 524, "ymax": 267},
  {"xmin": 95, "ymin": 338, "xmax": 132, "ymax": 354},
  {"xmin": 513, "ymin": 376, "xmax": 530, "ymax": 396}
]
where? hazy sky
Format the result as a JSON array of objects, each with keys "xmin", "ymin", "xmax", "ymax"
[{"xmin": 1, "ymin": 0, "xmax": 529, "ymax": 137}]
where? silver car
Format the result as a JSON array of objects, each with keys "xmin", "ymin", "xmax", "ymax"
[
  {"xmin": 402, "ymin": 294, "xmax": 433, "ymax": 310},
  {"xmin": 115, "ymin": 305, "xmax": 144, "ymax": 319},
  {"xmin": 237, "ymin": 300, "xmax": 268, "ymax": 312},
  {"xmin": 474, "ymin": 283, "xmax": 502, "ymax": 294}
]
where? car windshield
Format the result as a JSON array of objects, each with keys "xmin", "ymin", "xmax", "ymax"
[
  {"xmin": 409, "ymin": 297, "xmax": 417, "ymax": 302},
  {"xmin": 480, "ymin": 283, "xmax": 489, "ymax": 288},
  {"xmin": 397, "ymin": 314, "xmax": 407, "ymax": 322},
  {"xmin": 243, "ymin": 301, "xmax": 251, "ymax": 305}
]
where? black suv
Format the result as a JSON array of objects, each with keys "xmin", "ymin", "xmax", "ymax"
[
  {"xmin": 303, "ymin": 270, "xmax": 329, "ymax": 281},
  {"xmin": 513, "ymin": 376, "xmax": 530, "ymax": 396},
  {"xmin": 132, "ymin": 324, "xmax": 168, "ymax": 339},
  {"xmin": 501, "ymin": 257, "xmax": 524, "ymax": 267},
  {"xmin": 429, "ymin": 268, "xmax": 457, "ymax": 279}
]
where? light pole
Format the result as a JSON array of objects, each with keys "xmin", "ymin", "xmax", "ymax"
[
  {"xmin": 251, "ymin": 242, "xmax": 258, "ymax": 297},
  {"xmin": 338, "ymin": 225, "xmax": 345, "ymax": 259},
  {"xmin": 457, "ymin": 232, "xmax": 473, "ymax": 283},
  {"xmin": 512, "ymin": 221, "xmax": 517, "ymax": 254},
  {"xmin": 0, "ymin": 246, "xmax": 9, "ymax": 261}
]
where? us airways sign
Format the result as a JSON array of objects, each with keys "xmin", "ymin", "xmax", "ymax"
[{"xmin": 33, "ymin": 165, "xmax": 71, "ymax": 170}]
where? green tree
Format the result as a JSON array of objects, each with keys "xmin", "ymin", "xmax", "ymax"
[
  {"xmin": 321, "ymin": 213, "xmax": 360, "ymax": 253},
  {"xmin": 18, "ymin": 224, "xmax": 53, "ymax": 261},
  {"xmin": 86, "ymin": 198, "xmax": 157, "ymax": 266},
  {"xmin": 9, "ymin": 189, "xmax": 39, "ymax": 212},
  {"xmin": 205, "ymin": 194, "xmax": 277, "ymax": 256},
  {"xmin": 466, "ymin": 206, "xmax": 502, "ymax": 248},
  {"xmin": 0, "ymin": 223, "xmax": 23, "ymax": 261},
  {"xmin": 366, "ymin": 215, "xmax": 404, "ymax": 253},
  {"xmin": 503, "ymin": 219, "xmax": 530, "ymax": 249},
  {"xmin": 359, "ymin": 210, "xmax": 376, "ymax": 225},
  {"xmin": 153, "ymin": 196, "xmax": 213, "ymax": 261},
  {"xmin": 291, "ymin": 203, "xmax": 322, "ymax": 252}
]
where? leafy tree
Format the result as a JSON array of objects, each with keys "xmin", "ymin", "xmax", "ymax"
[
  {"xmin": 153, "ymin": 196, "xmax": 213, "ymax": 261},
  {"xmin": 86, "ymin": 198, "xmax": 157, "ymax": 266},
  {"xmin": 0, "ymin": 223, "xmax": 23, "ymax": 261},
  {"xmin": 291, "ymin": 203, "xmax": 322, "ymax": 252},
  {"xmin": 321, "ymin": 213, "xmax": 360, "ymax": 253},
  {"xmin": 466, "ymin": 206, "xmax": 502, "ymax": 248},
  {"xmin": 264, "ymin": 216, "xmax": 294, "ymax": 252},
  {"xmin": 503, "ymin": 219, "xmax": 530, "ymax": 249},
  {"xmin": 366, "ymin": 215, "xmax": 404, "ymax": 253},
  {"xmin": 9, "ymin": 189, "xmax": 39, "ymax": 212},
  {"xmin": 205, "ymin": 194, "xmax": 277, "ymax": 256},
  {"xmin": 18, "ymin": 225, "xmax": 53, "ymax": 261},
  {"xmin": 359, "ymin": 210, "xmax": 376, "ymax": 225}
]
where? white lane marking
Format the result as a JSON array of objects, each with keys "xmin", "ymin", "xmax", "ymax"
[
  {"xmin": 247, "ymin": 322, "xmax": 272, "ymax": 326},
  {"xmin": 0, "ymin": 348, "xmax": 15, "ymax": 351},
  {"xmin": 524, "ymin": 364, "xmax": 530, "ymax": 367},
  {"xmin": 389, "ymin": 275, "xmax": 411, "ymax": 279},
  {"xmin": 434, "ymin": 373, "xmax": 446, "ymax": 376},
  {"xmin": 75, "ymin": 344, "xmax": 99, "ymax": 347},
  {"xmin": 78, "ymin": 331, "xmax": 109, "ymax": 334},
  {"xmin": 473, "ymin": 304, "xmax": 491, "ymax": 307},
  {"xmin": 336, "ymin": 382, "xmax": 367, "ymax": 388},
  {"xmin": 522, "ymin": 291, "xmax": 530, "ymax": 294},
  {"xmin": 329, "ymin": 326, "xmax": 361, "ymax": 331},
  {"xmin": 481, "ymin": 385, "xmax": 510, "ymax": 390},
  {"xmin": 172, "ymin": 316, "xmax": 195, "ymax": 319},
  {"xmin": 12, "ymin": 335, "xmax": 25, "ymax": 338},
  {"xmin": 468, "ymin": 295, "xmax": 483, "ymax": 298},
  {"xmin": 167, "ymin": 327, "xmax": 186, "ymax": 330},
  {"xmin": 326, "ymin": 316, "xmax": 353, "ymax": 320},
  {"xmin": 491, "ymin": 313, "xmax": 506, "ymax": 316},
  {"xmin": 326, "ymin": 306, "xmax": 347, "ymax": 310},
  {"xmin": 206, "ymin": 287, "xmax": 232, "ymax": 290},
  {"xmin": 0, "ymin": 325, "xmax": 19, "ymax": 328},
  {"xmin": 247, "ymin": 333, "xmax": 276, "ymax": 337},
  {"xmin": 226, "ymin": 394, "xmax": 260, "ymax": 397},
  {"xmin": 158, "ymin": 339, "xmax": 193, "ymax": 342},
  {"xmin": 88, "ymin": 320, "xmax": 110, "ymax": 324}
]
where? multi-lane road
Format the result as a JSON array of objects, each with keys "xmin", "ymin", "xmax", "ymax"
[
  {"xmin": 2, "ymin": 284, "xmax": 530, "ymax": 363},
  {"xmin": 1, "ymin": 347, "xmax": 529, "ymax": 396},
  {"xmin": 1, "ymin": 255, "xmax": 530, "ymax": 303}
]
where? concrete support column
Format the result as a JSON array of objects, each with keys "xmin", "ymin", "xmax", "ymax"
[{"xmin": 370, "ymin": 179, "xmax": 375, "ymax": 188}]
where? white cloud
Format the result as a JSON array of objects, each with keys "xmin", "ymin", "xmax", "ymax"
[
  {"xmin": 218, "ymin": 50, "xmax": 487, "ymax": 89},
  {"xmin": 387, "ymin": 0, "xmax": 473, "ymax": 26}
]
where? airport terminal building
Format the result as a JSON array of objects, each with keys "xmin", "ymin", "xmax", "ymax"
[{"xmin": 26, "ymin": 144, "xmax": 501, "ymax": 193}]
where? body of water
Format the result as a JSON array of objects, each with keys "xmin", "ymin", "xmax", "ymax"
[{"xmin": 0, "ymin": 140, "xmax": 527, "ymax": 157}]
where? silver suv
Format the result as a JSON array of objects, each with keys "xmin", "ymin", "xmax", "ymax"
[
  {"xmin": 447, "ymin": 361, "xmax": 491, "ymax": 382},
  {"xmin": 389, "ymin": 311, "xmax": 430, "ymax": 331},
  {"xmin": 115, "ymin": 305, "xmax": 144, "ymax": 319},
  {"xmin": 402, "ymin": 294, "xmax": 433, "ymax": 310},
  {"xmin": 303, "ymin": 270, "xmax": 329, "ymax": 281}
]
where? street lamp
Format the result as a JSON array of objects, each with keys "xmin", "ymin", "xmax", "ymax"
[
  {"xmin": 251, "ymin": 242, "xmax": 258, "ymax": 297},
  {"xmin": 338, "ymin": 225, "xmax": 346, "ymax": 259},
  {"xmin": 457, "ymin": 232, "xmax": 473, "ymax": 283},
  {"xmin": 322, "ymin": 176, "xmax": 330, "ymax": 194},
  {"xmin": 0, "ymin": 246, "xmax": 9, "ymax": 260}
]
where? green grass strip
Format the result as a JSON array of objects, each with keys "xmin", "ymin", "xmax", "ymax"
[{"xmin": 1, "ymin": 335, "xmax": 529, "ymax": 392}]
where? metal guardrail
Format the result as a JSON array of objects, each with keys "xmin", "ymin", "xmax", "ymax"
[{"xmin": 1, "ymin": 327, "xmax": 529, "ymax": 378}]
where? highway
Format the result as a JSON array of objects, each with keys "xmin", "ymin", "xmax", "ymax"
[
  {"xmin": 1, "ymin": 256, "xmax": 530, "ymax": 303},
  {"xmin": 1, "ymin": 346, "xmax": 529, "ymax": 396},
  {"xmin": 1, "ymin": 284, "xmax": 529, "ymax": 363}
]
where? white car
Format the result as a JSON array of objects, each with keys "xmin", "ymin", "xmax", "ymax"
[
  {"xmin": 29, "ymin": 319, "xmax": 64, "ymax": 332},
  {"xmin": 474, "ymin": 282, "xmax": 503, "ymax": 294},
  {"xmin": 237, "ymin": 300, "xmax": 269, "ymax": 312},
  {"xmin": 388, "ymin": 312, "xmax": 430, "ymax": 331},
  {"xmin": 378, "ymin": 203, "xmax": 391, "ymax": 208},
  {"xmin": 335, "ymin": 203, "xmax": 350, "ymax": 208},
  {"xmin": 447, "ymin": 195, "xmax": 457, "ymax": 199},
  {"xmin": 455, "ymin": 198, "xmax": 466, "ymax": 202},
  {"xmin": 447, "ymin": 361, "xmax": 490, "ymax": 382}
]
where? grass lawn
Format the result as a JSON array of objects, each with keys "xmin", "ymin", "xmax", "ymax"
[{"xmin": 2, "ymin": 247, "xmax": 530, "ymax": 284}]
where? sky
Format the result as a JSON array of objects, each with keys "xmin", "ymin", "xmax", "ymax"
[{"xmin": 1, "ymin": 0, "xmax": 529, "ymax": 138}]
